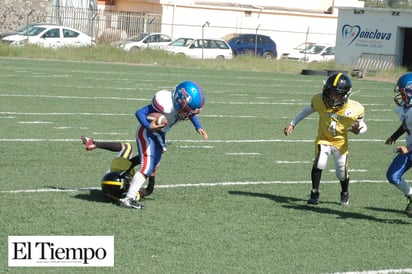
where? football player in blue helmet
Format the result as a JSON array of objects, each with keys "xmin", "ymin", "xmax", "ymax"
[
  {"xmin": 393, "ymin": 72, "xmax": 412, "ymax": 107},
  {"xmin": 119, "ymin": 80, "xmax": 208, "ymax": 209},
  {"xmin": 173, "ymin": 80, "xmax": 205, "ymax": 120},
  {"xmin": 385, "ymin": 72, "xmax": 412, "ymax": 217}
]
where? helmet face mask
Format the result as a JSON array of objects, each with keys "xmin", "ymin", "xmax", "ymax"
[
  {"xmin": 173, "ymin": 81, "xmax": 204, "ymax": 120},
  {"xmin": 176, "ymin": 101, "xmax": 201, "ymax": 120},
  {"xmin": 394, "ymin": 73, "xmax": 412, "ymax": 107},
  {"xmin": 322, "ymin": 73, "xmax": 352, "ymax": 110}
]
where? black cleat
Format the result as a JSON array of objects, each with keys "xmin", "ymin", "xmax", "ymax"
[
  {"xmin": 340, "ymin": 192, "xmax": 350, "ymax": 206},
  {"xmin": 307, "ymin": 191, "xmax": 319, "ymax": 205},
  {"xmin": 119, "ymin": 198, "xmax": 144, "ymax": 209}
]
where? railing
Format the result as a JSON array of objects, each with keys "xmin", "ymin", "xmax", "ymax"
[{"xmin": 355, "ymin": 53, "xmax": 396, "ymax": 71}]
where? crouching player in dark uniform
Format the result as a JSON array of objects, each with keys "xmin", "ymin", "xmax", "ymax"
[{"xmin": 81, "ymin": 136, "xmax": 155, "ymax": 203}]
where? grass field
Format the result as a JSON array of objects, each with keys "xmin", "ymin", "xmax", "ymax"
[{"xmin": 1, "ymin": 57, "xmax": 412, "ymax": 274}]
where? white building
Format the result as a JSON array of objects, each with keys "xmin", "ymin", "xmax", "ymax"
[
  {"xmin": 335, "ymin": 7, "xmax": 412, "ymax": 70},
  {"xmin": 157, "ymin": 0, "xmax": 364, "ymax": 57}
]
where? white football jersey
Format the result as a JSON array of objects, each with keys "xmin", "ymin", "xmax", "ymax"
[
  {"xmin": 152, "ymin": 90, "xmax": 179, "ymax": 132},
  {"xmin": 396, "ymin": 105, "xmax": 412, "ymax": 147}
]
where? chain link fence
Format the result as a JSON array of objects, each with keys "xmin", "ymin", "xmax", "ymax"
[
  {"xmin": 1, "ymin": 4, "xmax": 337, "ymax": 56},
  {"xmin": 50, "ymin": 6, "xmax": 162, "ymax": 43},
  {"xmin": 2, "ymin": 6, "xmax": 163, "ymax": 44}
]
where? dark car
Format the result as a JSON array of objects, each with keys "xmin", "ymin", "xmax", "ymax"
[{"xmin": 225, "ymin": 33, "xmax": 277, "ymax": 59}]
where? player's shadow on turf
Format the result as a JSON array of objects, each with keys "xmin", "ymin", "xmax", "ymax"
[
  {"xmin": 228, "ymin": 190, "xmax": 306, "ymax": 204},
  {"xmin": 365, "ymin": 206, "xmax": 406, "ymax": 215},
  {"xmin": 228, "ymin": 190, "xmax": 410, "ymax": 224},
  {"xmin": 284, "ymin": 204, "xmax": 410, "ymax": 224},
  {"xmin": 44, "ymin": 186, "xmax": 116, "ymax": 204},
  {"xmin": 72, "ymin": 189, "xmax": 154, "ymax": 204},
  {"xmin": 73, "ymin": 190, "xmax": 115, "ymax": 203}
]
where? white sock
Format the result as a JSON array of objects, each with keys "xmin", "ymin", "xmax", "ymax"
[
  {"xmin": 396, "ymin": 178, "xmax": 412, "ymax": 196},
  {"xmin": 126, "ymin": 172, "xmax": 146, "ymax": 199}
]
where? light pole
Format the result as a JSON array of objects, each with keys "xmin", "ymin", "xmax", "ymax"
[
  {"xmin": 255, "ymin": 24, "xmax": 260, "ymax": 57},
  {"xmin": 26, "ymin": 10, "xmax": 33, "ymax": 42},
  {"xmin": 202, "ymin": 21, "xmax": 210, "ymax": 60},
  {"xmin": 304, "ymin": 26, "xmax": 309, "ymax": 63}
]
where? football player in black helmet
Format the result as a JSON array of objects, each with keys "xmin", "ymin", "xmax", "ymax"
[
  {"xmin": 284, "ymin": 73, "xmax": 367, "ymax": 206},
  {"xmin": 81, "ymin": 136, "xmax": 156, "ymax": 202},
  {"xmin": 101, "ymin": 171, "xmax": 132, "ymax": 201},
  {"xmin": 322, "ymin": 72, "xmax": 352, "ymax": 110}
]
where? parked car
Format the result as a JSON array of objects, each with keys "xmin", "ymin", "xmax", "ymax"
[
  {"xmin": 1, "ymin": 24, "xmax": 95, "ymax": 48},
  {"xmin": 0, "ymin": 23, "xmax": 43, "ymax": 39},
  {"xmin": 286, "ymin": 43, "xmax": 335, "ymax": 62},
  {"xmin": 224, "ymin": 33, "xmax": 277, "ymax": 59},
  {"xmin": 165, "ymin": 37, "xmax": 233, "ymax": 59},
  {"xmin": 281, "ymin": 42, "xmax": 316, "ymax": 59},
  {"xmin": 113, "ymin": 33, "xmax": 173, "ymax": 51}
]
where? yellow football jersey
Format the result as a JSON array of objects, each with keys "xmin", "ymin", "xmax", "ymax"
[
  {"xmin": 110, "ymin": 157, "xmax": 135, "ymax": 176},
  {"xmin": 311, "ymin": 93, "xmax": 365, "ymax": 155}
]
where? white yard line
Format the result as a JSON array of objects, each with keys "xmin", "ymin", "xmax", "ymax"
[
  {"xmin": 0, "ymin": 180, "xmax": 386, "ymax": 194},
  {"xmin": 0, "ymin": 138, "xmax": 391, "ymax": 143},
  {"xmin": 331, "ymin": 270, "xmax": 412, "ymax": 274}
]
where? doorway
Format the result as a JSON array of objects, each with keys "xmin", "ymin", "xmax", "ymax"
[{"xmin": 402, "ymin": 28, "xmax": 412, "ymax": 71}]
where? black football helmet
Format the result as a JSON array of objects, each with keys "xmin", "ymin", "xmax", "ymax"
[
  {"xmin": 322, "ymin": 73, "xmax": 352, "ymax": 110},
  {"xmin": 101, "ymin": 171, "xmax": 131, "ymax": 200}
]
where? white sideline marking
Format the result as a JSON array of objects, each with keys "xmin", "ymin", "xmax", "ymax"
[
  {"xmin": 276, "ymin": 160, "xmax": 311, "ymax": 164},
  {"xmin": 19, "ymin": 121, "xmax": 53, "ymax": 124},
  {"xmin": 329, "ymin": 169, "xmax": 369, "ymax": 173},
  {"xmin": 0, "ymin": 138, "xmax": 388, "ymax": 143},
  {"xmin": 177, "ymin": 145, "xmax": 214, "ymax": 149},
  {"xmin": 0, "ymin": 94, "xmax": 149, "ymax": 101},
  {"xmin": 0, "ymin": 180, "xmax": 386, "ymax": 194},
  {"xmin": 0, "ymin": 94, "xmax": 394, "ymax": 108},
  {"xmin": 0, "ymin": 111, "xmax": 130, "ymax": 116},
  {"xmin": 0, "ymin": 111, "xmax": 397, "ymax": 123},
  {"xmin": 332, "ymin": 269, "xmax": 412, "ymax": 274},
  {"xmin": 226, "ymin": 152, "xmax": 261, "ymax": 155}
]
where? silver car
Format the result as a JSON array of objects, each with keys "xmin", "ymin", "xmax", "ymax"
[
  {"xmin": 166, "ymin": 37, "xmax": 233, "ymax": 59},
  {"xmin": 114, "ymin": 33, "xmax": 173, "ymax": 52}
]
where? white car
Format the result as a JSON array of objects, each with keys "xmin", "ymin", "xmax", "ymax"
[
  {"xmin": 166, "ymin": 37, "xmax": 233, "ymax": 59},
  {"xmin": 286, "ymin": 44, "xmax": 335, "ymax": 62},
  {"xmin": 114, "ymin": 33, "xmax": 173, "ymax": 52},
  {"xmin": 281, "ymin": 42, "xmax": 315, "ymax": 59},
  {"xmin": 2, "ymin": 24, "xmax": 95, "ymax": 48}
]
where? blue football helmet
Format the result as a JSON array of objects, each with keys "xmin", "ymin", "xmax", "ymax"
[
  {"xmin": 172, "ymin": 81, "xmax": 205, "ymax": 120},
  {"xmin": 322, "ymin": 72, "xmax": 352, "ymax": 110},
  {"xmin": 394, "ymin": 73, "xmax": 412, "ymax": 107}
]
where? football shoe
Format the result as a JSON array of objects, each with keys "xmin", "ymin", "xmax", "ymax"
[
  {"xmin": 307, "ymin": 191, "xmax": 320, "ymax": 205},
  {"xmin": 119, "ymin": 197, "xmax": 144, "ymax": 209},
  {"xmin": 81, "ymin": 135, "xmax": 96, "ymax": 151}
]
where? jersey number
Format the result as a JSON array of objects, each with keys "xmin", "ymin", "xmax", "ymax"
[{"xmin": 328, "ymin": 120, "xmax": 337, "ymax": 136}]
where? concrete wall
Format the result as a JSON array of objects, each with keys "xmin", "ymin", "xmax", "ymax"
[
  {"xmin": 0, "ymin": 0, "xmax": 51, "ymax": 32},
  {"xmin": 0, "ymin": 0, "xmax": 365, "ymax": 58},
  {"xmin": 335, "ymin": 7, "xmax": 412, "ymax": 67},
  {"xmin": 160, "ymin": 4, "xmax": 339, "ymax": 58}
]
